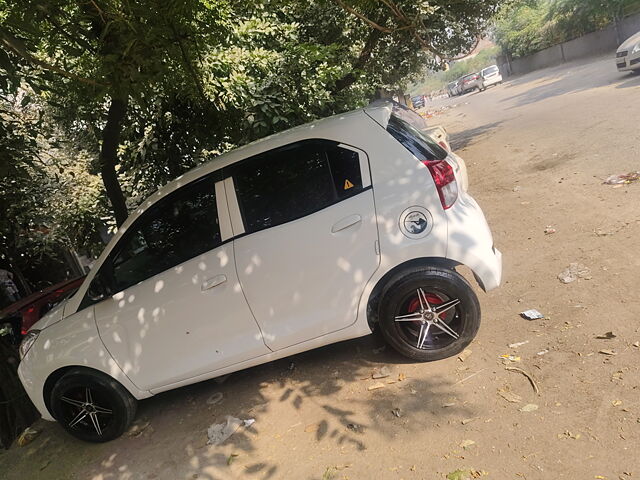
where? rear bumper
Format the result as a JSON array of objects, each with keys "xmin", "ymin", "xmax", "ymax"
[
  {"xmin": 472, "ymin": 246, "xmax": 502, "ymax": 292},
  {"xmin": 483, "ymin": 75, "xmax": 502, "ymax": 87},
  {"xmin": 445, "ymin": 194, "xmax": 503, "ymax": 292}
]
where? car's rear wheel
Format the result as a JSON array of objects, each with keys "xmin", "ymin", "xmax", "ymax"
[
  {"xmin": 50, "ymin": 369, "xmax": 137, "ymax": 442},
  {"xmin": 378, "ymin": 267, "xmax": 480, "ymax": 362}
]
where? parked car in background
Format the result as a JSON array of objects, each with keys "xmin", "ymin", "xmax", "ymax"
[
  {"xmin": 460, "ymin": 73, "xmax": 481, "ymax": 94},
  {"xmin": 19, "ymin": 101, "xmax": 501, "ymax": 443},
  {"xmin": 447, "ymin": 79, "xmax": 463, "ymax": 97},
  {"xmin": 616, "ymin": 31, "xmax": 640, "ymax": 72},
  {"xmin": 411, "ymin": 95, "xmax": 426, "ymax": 109},
  {"xmin": 0, "ymin": 276, "xmax": 85, "ymax": 343},
  {"xmin": 479, "ymin": 65, "xmax": 503, "ymax": 90}
]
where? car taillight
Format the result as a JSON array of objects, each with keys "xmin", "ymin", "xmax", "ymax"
[{"xmin": 422, "ymin": 159, "xmax": 458, "ymax": 209}]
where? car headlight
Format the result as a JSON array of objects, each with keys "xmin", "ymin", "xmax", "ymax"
[
  {"xmin": 19, "ymin": 330, "xmax": 40, "ymax": 360},
  {"xmin": 633, "ymin": 43, "xmax": 640, "ymax": 54}
]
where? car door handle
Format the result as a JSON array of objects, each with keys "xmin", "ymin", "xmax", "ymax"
[
  {"xmin": 331, "ymin": 214, "xmax": 362, "ymax": 233},
  {"xmin": 201, "ymin": 275, "xmax": 227, "ymax": 291}
]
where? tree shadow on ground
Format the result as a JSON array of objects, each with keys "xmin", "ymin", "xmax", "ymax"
[
  {"xmin": 499, "ymin": 58, "xmax": 630, "ymax": 109},
  {"xmin": 450, "ymin": 122, "xmax": 503, "ymax": 151},
  {"xmin": 0, "ymin": 334, "xmax": 476, "ymax": 480}
]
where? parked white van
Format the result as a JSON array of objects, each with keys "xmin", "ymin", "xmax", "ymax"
[
  {"xmin": 18, "ymin": 101, "xmax": 502, "ymax": 442},
  {"xmin": 479, "ymin": 65, "xmax": 503, "ymax": 90}
]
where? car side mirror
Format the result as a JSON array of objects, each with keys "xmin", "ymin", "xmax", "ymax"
[{"xmin": 87, "ymin": 274, "xmax": 110, "ymax": 302}]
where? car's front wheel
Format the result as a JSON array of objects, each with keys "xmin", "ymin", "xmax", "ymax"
[
  {"xmin": 378, "ymin": 267, "xmax": 480, "ymax": 362},
  {"xmin": 50, "ymin": 368, "xmax": 137, "ymax": 442}
]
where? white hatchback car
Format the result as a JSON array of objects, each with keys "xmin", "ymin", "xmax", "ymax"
[{"xmin": 19, "ymin": 102, "xmax": 502, "ymax": 442}]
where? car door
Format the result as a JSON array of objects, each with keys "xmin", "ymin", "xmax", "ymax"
[
  {"xmin": 92, "ymin": 175, "xmax": 270, "ymax": 391},
  {"xmin": 227, "ymin": 140, "xmax": 380, "ymax": 351}
]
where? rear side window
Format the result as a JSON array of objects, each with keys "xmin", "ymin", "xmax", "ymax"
[
  {"xmin": 232, "ymin": 141, "xmax": 364, "ymax": 234},
  {"xmin": 386, "ymin": 114, "xmax": 447, "ymax": 162},
  {"xmin": 483, "ymin": 66, "xmax": 499, "ymax": 75},
  {"xmin": 108, "ymin": 177, "xmax": 220, "ymax": 292},
  {"xmin": 327, "ymin": 145, "xmax": 362, "ymax": 200}
]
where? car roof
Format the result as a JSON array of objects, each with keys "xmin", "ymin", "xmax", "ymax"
[{"xmin": 118, "ymin": 101, "xmax": 394, "ymax": 232}]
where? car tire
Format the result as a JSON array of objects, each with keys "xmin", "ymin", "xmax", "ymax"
[
  {"xmin": 50, "ymin": 368, "xmax": 137, "ymax": 442},
  {"xmin": 378, "ymin": 266, "xmax": 480, "ymax": 362}
]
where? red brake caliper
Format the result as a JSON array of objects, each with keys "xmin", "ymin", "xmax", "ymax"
[{"xmin": 406, "ymin": 293, "xmax": 444, "ymax": 323}]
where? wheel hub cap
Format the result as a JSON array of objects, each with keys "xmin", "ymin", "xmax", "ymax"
[
  {"xmin": 60, "ymin": 387, "xmax": 113, "ymax": 436},
  {"xmin": 394, "ymin": 288, "xmax": 461, "ymax": 349}
]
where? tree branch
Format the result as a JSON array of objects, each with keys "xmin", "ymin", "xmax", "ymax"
[
  {"xmin": 331, "ymin": 27, "xmax": 382, "ymax": 93},
  {"xmin": 35, "ymin": 6, "xmax": 96, "ymax": 54},
  {"xmin": 168, "ymin": 22, "xmax": 207, "ymax": 102},
  {"xmin": 333, "ymin": 1, "xmax": 481, "ymax": 62},
  {"xmin": 333, "ymin": 0, "xmax": 395, "ymax": 33},
  {"xmin": 0, "ymin": 29, "xmax": 107, "ymax": 87}
]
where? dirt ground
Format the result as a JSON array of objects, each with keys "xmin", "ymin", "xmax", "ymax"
[{"xmin": 1, "ymin": 55, "xmax": 640, "ymax": 480}]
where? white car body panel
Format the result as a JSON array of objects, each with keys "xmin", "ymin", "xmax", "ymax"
[
  {"xmin": 18, "ymin": 307, "xmax": 152, "ymax": 421},
  {"xmin": 19, "ymin": 102, "xmax": 502, "ymax": 422},
  {"xmin": 424, "ymin": 125, "xmax": 451, "ymax": 152},
  {"xmin": 480, "ymin": 65, "xmax": 503, "ymax": 89},
  {"xmin": 232, "ymin": 190, "xmax": 379, "ymax": 351},
  {"xmin": 93, "ymin": 241, "xmax": 271, "ymax": 391}
]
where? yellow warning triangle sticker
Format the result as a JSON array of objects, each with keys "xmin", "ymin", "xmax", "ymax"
[{"xmin": 344, "ymin": 179, "xmax": 354, "ymax": 190}]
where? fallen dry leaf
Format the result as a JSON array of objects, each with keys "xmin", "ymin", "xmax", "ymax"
[
  {"xmin": 519, "ymin": 403, "xmax": 539, "ymax": 412},
  {"xmin": 458, "ymin": 349, "xmax": 472, "ymax": 362},
  {"xmin": 305, "ymin": 423, "xmax": 319, "ymax": 433},
  {"xmin": 598, "ymin": 349, "xmax": 617, "ymax": 356},
  {"xmin": 459, "ymin": 439, "xmax": 476, "ymax": 449},
  {"xmin": 498, "ymin": 388, "xmax": 522, "ymax": 403}
]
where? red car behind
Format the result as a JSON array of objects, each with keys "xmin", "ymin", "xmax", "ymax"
[{"xmin": 0, "ymin": 276, "xmax": 85, "ymax": 341}]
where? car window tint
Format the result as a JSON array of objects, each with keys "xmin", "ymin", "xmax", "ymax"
[
  {"xmin": 386, "ymin": 114, "xmax": 447, "ymax": 162},
  {"xmin": 233, "ymin": 141, "xmax": 364, "ymax": 233},
  {"xmin": 327, "ymin": 146, "xmax": 363, "ymax": 200},
  {"xmin": 110, "ymin": 177, "xmax": 220, "ymax": 291},
  {"xmin": 483, "ymin": 66, "xmax": 498, "ymax": 75}
]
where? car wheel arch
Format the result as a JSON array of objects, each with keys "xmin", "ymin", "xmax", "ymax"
[{"xmin": 366, "ymin": 257, "xmax": 461, "ymax": 330}]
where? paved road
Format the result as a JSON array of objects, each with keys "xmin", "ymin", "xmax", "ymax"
[{"xmin": 1, "ymin": 55, "xmax": 639, "ymax": 480}]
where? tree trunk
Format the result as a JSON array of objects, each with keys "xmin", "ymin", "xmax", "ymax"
[
  {"xmin": 0, "ymin": 337, "xmax": 40, "ymax": 449},
  {"xmin": 332, "ymin": 28, "xmax": 382, "ymax": 94},
  {"xmin": 100, "ymin": 95, "xmax": 130, "ymax": 227}
]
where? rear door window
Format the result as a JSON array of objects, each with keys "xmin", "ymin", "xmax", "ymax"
[
  {"xmin": 386, "ymin": 114, "xmax": 447, "ymax": 162},
  {"xmin": 232, "ymin": 140, "xmax": 365, "ymax": 234}
]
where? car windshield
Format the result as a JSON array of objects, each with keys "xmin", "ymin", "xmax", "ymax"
[
  {"xmin": 391, "ymin": 102, "xmax": 428, "ymax": 130},
  {"xmin": 386, "ymin": 114, "xmax": 447, "ymax": 162}
]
